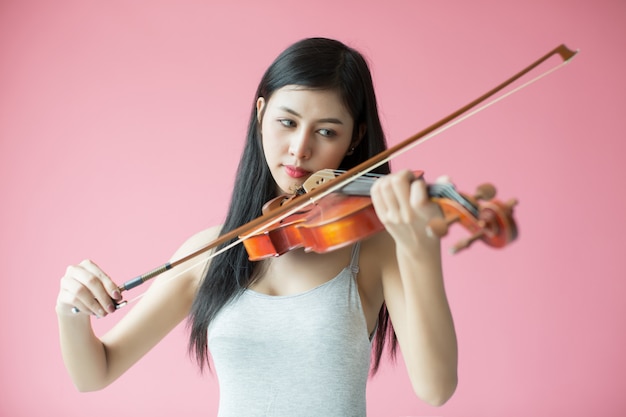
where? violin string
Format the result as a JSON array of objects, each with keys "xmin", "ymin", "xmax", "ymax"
[{"xmin": 335, "ymin": 173, "xmax": 479, "ymax": 217}]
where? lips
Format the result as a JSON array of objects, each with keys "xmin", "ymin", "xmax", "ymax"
[{"xmin": 284, "ymin": 165, "xmax": 311, "ymax": 179}]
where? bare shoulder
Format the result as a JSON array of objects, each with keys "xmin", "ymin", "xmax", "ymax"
[
  {"xmin": 151, "ymin": 224, "xmax": 223, "ymax": 292},
  {"xmin": 171, "ymin": 225, "xmax": 223, "ymax": 261}
]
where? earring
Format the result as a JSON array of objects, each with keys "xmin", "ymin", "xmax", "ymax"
[{"xmin": 346, "ymin": 147, "xmax": 355, "ymax": 156}]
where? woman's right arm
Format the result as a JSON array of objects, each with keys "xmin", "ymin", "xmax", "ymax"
[{"xmin": 56, "ymin": 226, "xmax": 221, "ymax": 391}]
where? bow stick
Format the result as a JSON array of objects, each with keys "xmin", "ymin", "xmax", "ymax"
[{"xmin": 115, "ymin": 43, "xmax": 579, "ymax": 306}]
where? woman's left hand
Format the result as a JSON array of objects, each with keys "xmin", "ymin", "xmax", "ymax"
[{"xmin": 370, "ymin": 170, "xmax": 444, "ymax": 249}]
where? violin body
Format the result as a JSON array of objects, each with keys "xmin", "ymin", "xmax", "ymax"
[{"xmin": 243, "ymin": 193, "xmax": 384, "ymax": 261}]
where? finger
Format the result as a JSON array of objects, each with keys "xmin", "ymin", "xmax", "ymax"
[
  {"xmin": 80, "ymin": 259, "xmax": 122, "ymax": 301},
  {"xmin": 373, "ymin": 175, "xmax": 401, "ymax": 222},
  {"xmin": 389, "ymin": 171, "xmax": 414, "ymax": 221},
  {"xmin": 409, "ymin": 177, "xmax": 430, "ymax": 208},
  {"xmin": 66, "ymin": 263, "xmax": 115, "ymax": 316},
  {"xmin": 57, "ymin": 284, "xmax": 92, "ymax": 316},
  {"xmin": 412, "ymin": 179, "xmax": 445, "ymax": 228},
  {"xmin": 370, "ymin": 178, "xmax": 389, "ymax": 218},
  {"xmin": 435, "ymin": 174, "xmax": 452, "ymax": 184},
  {"xmin": 372, "ymin": 171, "xmax": 413, "ymax": 223},
  {"xmin": 58, "ymin": 271, "xmax": 101, "ymax": 317}
]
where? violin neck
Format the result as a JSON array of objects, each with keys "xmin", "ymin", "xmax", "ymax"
[
  {"xmin": 339, "ymin": 174, "xmax": 479, "ymax": 218},
  {"xmin": 337, "ymin": 174, "xmax": 380, "ymax": 196}
]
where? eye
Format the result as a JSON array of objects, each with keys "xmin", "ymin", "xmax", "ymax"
[
  {"xmin": 279, "ymin": 119, "xmax": 296, "ymax": 128},
  {"xmin": 318, "ymin": 128, "xmax": 336, "ymax": 138}
]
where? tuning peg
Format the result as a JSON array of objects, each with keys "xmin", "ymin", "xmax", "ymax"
[
  {"xmin": 449, "ymin": 229, "xmax": 486, "ymax": 254},
  {"xmin": 474, "ymin": 183, "xmax": 496, "ymax": 201},
  {"xmin": 427, "ymin": 215, "xmax": 460, "ymax": 238}
]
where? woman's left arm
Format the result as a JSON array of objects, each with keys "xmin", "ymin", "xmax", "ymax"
[{"xmin": 371, "ymin": 170, "xmax": 458, "ymax": 406}]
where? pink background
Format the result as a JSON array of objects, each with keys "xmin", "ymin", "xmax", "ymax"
[{"xmin": 1, "ymin": 1, "xmax": 625, "ymax": 416}]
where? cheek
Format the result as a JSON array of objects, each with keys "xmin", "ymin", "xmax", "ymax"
[
  {"xmin": 261, "ymin": 135, "xmax": 280, "ymax": 160},
  {"xmin": 260, "ymin": 124, "xmax": 276, "ymax": 155},
  {"xmin": 261, "ymin": 121, "xmax": 285, "ymax": 146},
  {"xmin": 321, "ymin": 142, "xmax": 351, "ymax": 167},
  {"xmin": 260, "ymin": 128, "xmax": 291, "ymax": 171}
]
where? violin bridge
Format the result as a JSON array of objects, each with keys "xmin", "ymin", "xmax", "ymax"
[{"xmin": 302, "ymin": 169, "xmax": 337, "ymax": 192}]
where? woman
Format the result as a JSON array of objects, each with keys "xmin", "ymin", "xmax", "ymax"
[{"xmin": 56, "ymin": 37, "xmax": 458, "ymax": 415}]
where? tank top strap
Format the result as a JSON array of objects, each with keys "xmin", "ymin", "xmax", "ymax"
[{"xmin": 349, "ymin": 242, "xmax": 361, "ymax": 275}]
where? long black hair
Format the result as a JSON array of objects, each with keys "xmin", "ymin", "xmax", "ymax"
[{"xmin": 188, "ymin": 37, "xmax": 396, "ymax": 374}]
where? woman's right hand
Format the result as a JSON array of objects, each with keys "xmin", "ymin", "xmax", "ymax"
[{"xmin": 56, "ymin": 259, "xmax": 123, "ymax": 318}]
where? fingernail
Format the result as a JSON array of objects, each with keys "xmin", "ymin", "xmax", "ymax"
[
  {"xmin": 107, "ymin": 304, "xmax": 116, "ymax": 313},
  {"xmin": 413, "ymin": 170, "xmax": 424, "ymax": 180},
  {"xmin": 112, "ymin": 290, "xmax": 121, "ymax": 300}
]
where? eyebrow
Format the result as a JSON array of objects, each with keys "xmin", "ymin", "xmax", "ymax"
[{"xmin": 278, "ymin": 106, "xmax": 345, "ymax": 125}]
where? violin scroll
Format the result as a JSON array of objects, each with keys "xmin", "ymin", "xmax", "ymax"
[{"xmin": 427, "ymin": 182, "xmax": 518, "ymax": 254}]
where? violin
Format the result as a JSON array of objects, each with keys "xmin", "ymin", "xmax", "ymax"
[
  {"xmin": 113, "ymin": 43, "xmax": 577, "ymax": 302},
  {"xmin": 242, "ymin": 169, "xmax": 518, "ymax": 261}
]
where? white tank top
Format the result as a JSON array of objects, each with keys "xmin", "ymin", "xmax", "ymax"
[{"xmin": 208, "ymin": 243, "xmax": 371, "ymax": 416}]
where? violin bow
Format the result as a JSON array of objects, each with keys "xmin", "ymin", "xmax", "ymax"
[{"xmin": 116, "ymin": 43, "xmax": 579, "ymax": 303}]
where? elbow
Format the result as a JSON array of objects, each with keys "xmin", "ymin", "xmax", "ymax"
[
  {"xmin": 412, "ymin": 374, "xmax": 458, "ymax": 407},
  {"xmin": 72, "ymin": 378, "xmax": 112, "ymax": 393},
  {"xmin": 74, "ymin": 383, "xmax": 104, "ymax": 393},
  {"xmin": 422, "ymin": 385, "xmax": 456, "ymax": 407}
]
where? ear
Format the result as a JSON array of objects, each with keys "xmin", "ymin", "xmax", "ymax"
[
  {"xmin": 256, "ymin": 97, "xmax": 266, "ymax": 125},
  {"xmin": 347, "ymin": 124, "xmax": 366, "ymax": 155}
]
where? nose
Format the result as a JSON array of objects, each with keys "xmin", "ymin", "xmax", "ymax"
[{"xmin": 289, "ymin": 128, "xmax": 312, "ymax": 160}]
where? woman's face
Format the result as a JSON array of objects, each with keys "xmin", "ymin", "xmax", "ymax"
[{"xmin": 257, "ymin": 85, "xmax": 357, "ymax": 195}]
